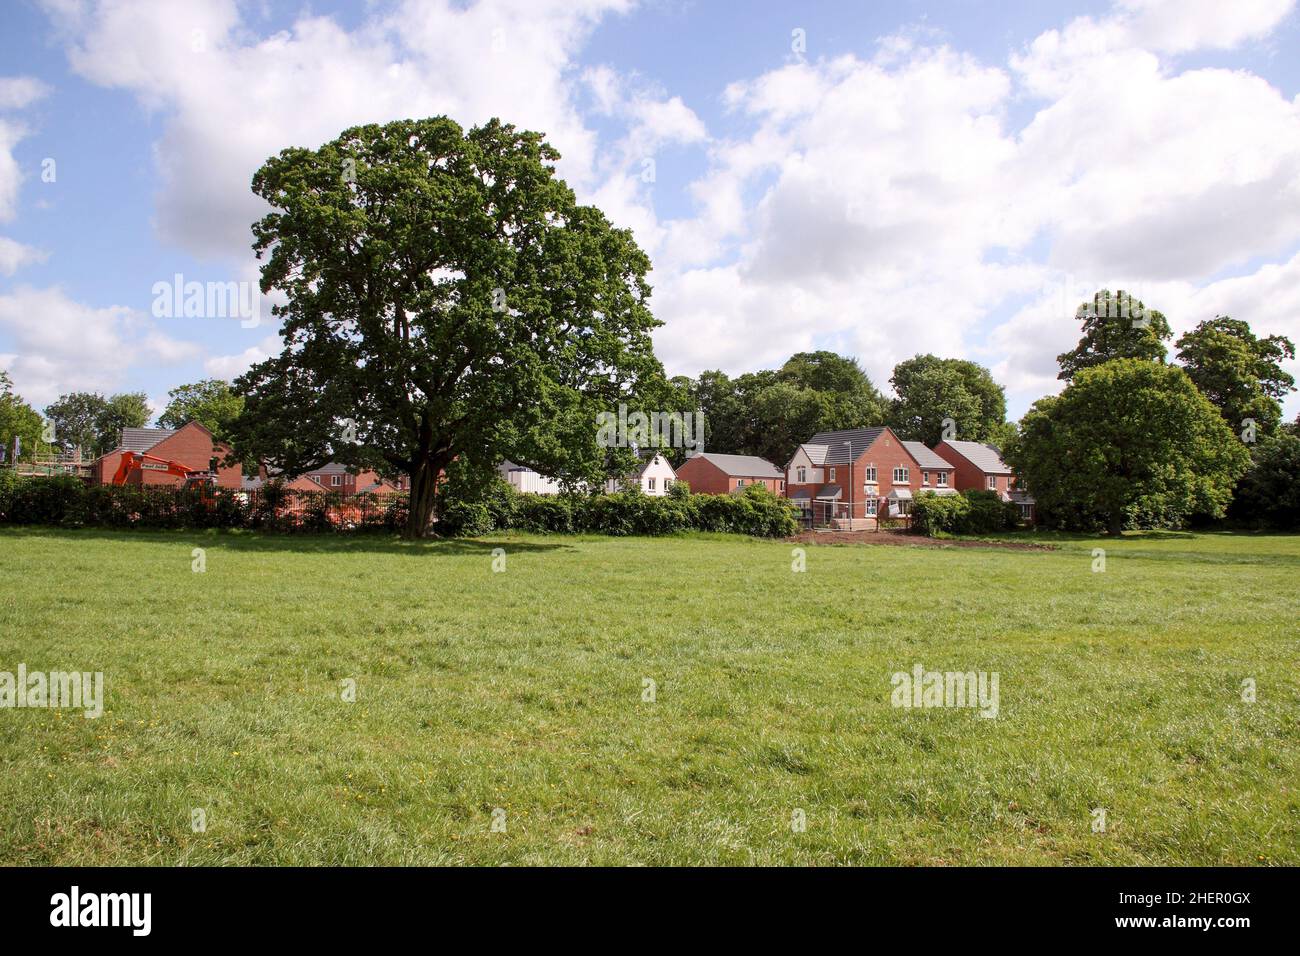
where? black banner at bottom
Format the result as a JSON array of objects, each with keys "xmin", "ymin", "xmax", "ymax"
[{"xmin": 0, "ymin": 866, "xmax": 1279, "ymax": 941}]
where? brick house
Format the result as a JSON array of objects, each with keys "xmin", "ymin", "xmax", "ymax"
[
  {"xmin": 94, "ymin": 422, "xmax": 243, "ymax": 488},
  {"xmin": 785, "ymin": 426, "xmax": 946, "ymax": 529},
  {"xmin": 673, "ymin": 452, "xmax": 785, "ymax": 495},
  {"xmin": 931, "ymin": 439, "xmax": 1035, "ymax": 522}
]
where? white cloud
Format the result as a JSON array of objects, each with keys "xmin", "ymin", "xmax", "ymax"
[
  {"xmin": 0, "ymin": 285, "xmax": 200, "ymax": 407},
  {"xmin": 0, "ymin": 76, "xmax": 51, "ymax": 111},
  {"xmin": 0, "ymin": 236, "xmax": 47, "ymax": 275},
  {"xmin": 203, "ymin": 334, "xmax": 282, "ymax": 380},
  {"xmin": 46, "ymin": 0, "xmax": 634, "ymax": 261}
]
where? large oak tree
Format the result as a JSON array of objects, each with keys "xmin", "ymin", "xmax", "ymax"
[{"xmin": 231, "ymin": 117, "xmax": 662, "ymax": 537}]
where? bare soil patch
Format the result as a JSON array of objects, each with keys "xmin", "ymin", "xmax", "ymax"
[{"xmin": 785, "ymin": 530, "xmax": 1055, "ymax": 551}]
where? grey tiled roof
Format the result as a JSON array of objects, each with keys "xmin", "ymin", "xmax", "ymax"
[
  {"xmin": 941, "ymin": 440, "xmax": 1012, "ymax": 474},
  {"xmin": 806, "ymin": 427, "xmax": 885, "ymax": 466},
  {"xmin": 902, "ymin": 441, "xmax": 954, "ymax": 471},
  {"xmin": 690, "ymin": 452, "xmax": 783, "ymax": 478},
  {"xmin": 119, "ymin": 427, "xmax": 176, "ymax": 453}
]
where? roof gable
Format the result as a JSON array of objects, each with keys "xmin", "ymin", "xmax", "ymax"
[
  {"xmin": 940, "ymin": 440, "xmax": 1012, "ymax": 474},
  {"xmin": 902, "ymin": 441, "xmax": 955, "ymax": 471},
  {"xmin": 806, "ymin": 426, "xmax": 886, "ymax": 465},
  {"xmin": 690, "ymin": 452, "xmax": 782, "ymax": 478}
]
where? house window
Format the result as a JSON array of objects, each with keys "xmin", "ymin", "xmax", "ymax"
[
  {"xmin": 866, "ymin": 497, "xmax": 878, "ymax": 516},
  {"xmin": 330, "ymin": 475, "xmax": 341, "ymax": 487},
  {"xmin": 664, "ymin": 478, "xmax": 673, "ymax": 489},
  {"xmin": 922, "ymin": 471, "xmax": 930, "ymax": 486},
  {"xmin": 796, "ymin": 466, "xmax": 807, "ymax": 483},
  {"xmin": 1018, "ymin": 503, "xmax": 1033, "ymax": 519},
  {"xmin": 892, "ymin": 466, "xmax": 909, "ymax": 484},
  {"xmin": 736, "ymin": 479, "xmax": 745, "ymax": 488},
  {"xmin": 829, "ymin": 468, "xmax": 836, "ymax": 481},
  {"xmin": 863, "ymin": 465, "xmax": 876, "ymax": 482},
  {"xmin": 987, "ymin": 476, "xmax": 997, "ymax": 490},
  {"xmin": 779, "ymin": 480, "xmax": 785, "ymax": 491},
  {"xmin": 937, "ymin": 471, "xmax": 948, "ymax": 486},
  {"xmin": 648, "ymin": 477, "xmax": 656, "ymax": 490}
]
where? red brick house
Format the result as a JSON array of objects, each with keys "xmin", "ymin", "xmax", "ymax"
[
  {"xmin": 931, "ymin": 439, "xmax": 1035, "ymax": 522},
  {"xmin": 674, "ymin": 452, "xmax": 785, "ymax": 495},
  {"xmin": 94, "ymin": 422, "xmax": 243, "ymax": 488},
  {"xmin": 784, "ymin": 426, "xmax": 953, "ymax": 529}
]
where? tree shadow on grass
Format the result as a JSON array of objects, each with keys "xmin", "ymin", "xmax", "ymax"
[{"xmin": 0, "ymin": 525, "xmax": 574, "ymax": 556}]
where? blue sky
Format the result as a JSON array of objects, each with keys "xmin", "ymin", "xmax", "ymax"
[{"xmin": 1, "ymin": 0, "xmax": 1299, "ymax": 423}]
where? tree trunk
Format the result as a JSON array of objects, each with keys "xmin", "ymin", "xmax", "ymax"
[
  {"xmin": 1107, "ymin": 512, "xmax": 1124, "ymax": 536},
  {"xmin": 405, "ymin": 461, "xmax": 439, "ymax": 539}
]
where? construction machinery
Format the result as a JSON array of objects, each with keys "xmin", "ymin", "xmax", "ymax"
[{"xmin": 111, "ymin": 451, "xmax": 218, "ymax": 500}]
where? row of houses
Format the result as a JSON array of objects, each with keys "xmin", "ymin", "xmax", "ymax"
[
  {"xmin": 88, "ymin": 420, "xmax": 1034, "ymax": 530},
  {"xmin": 502, "ymin": 426, "xmax": 1035, "ymax": 529}
]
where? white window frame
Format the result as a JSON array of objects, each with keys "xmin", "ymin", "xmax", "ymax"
[
  {"xmin": 922, "ymin": 471, "xmax": 930, "ymax": 486},
  {"xmin": 796, "ymin": 466, "xmax": 807, "ymax": 483},
  {"xmin": 937, "ymin": 471, "xmax": 948, "ymax": 486},
  {"xmin": 866, "ymin": 497, "xmax": 878, "ymax": 516},
  {"xmin": 648, "ymin": 477, "xmax": 656, "ymax": 490},
  {"xmin": 987, "ymin": 475, "xmax": 997, "ymax": 490},
  {"xmin": 864, "ymin": 465, "xmax": 877, "ymax": 482},
  {"xmin": 330, "ymin": 475, "xmax": 342, "ymax": 487},
  {"xmin": 892, "ymin": 466, "xmax": 909, "ymax": 484},
  {"xmin": 829, "ymin": 467, "xmax": 837, "ymax": 481}
]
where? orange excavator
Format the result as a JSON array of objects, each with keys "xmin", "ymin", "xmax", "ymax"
[{"xmin": 112, "ymin": 451, "xmax": 218, "ymax": 502}]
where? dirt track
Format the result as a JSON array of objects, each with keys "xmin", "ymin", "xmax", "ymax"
[{"xmin": 785, "ymin": 530, "xmax": 1055, "ymax": 551}]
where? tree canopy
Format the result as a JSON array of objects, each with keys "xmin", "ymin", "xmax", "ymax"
[
  {"xmin": 1057, "ymin": 289, "xmax": 1171, "ymax": 381},
  {"xmin": 0, "ymin": 371, "xmax": 48, "ymax": 463},
  {"xmin": 229, "ymin": 116, "xmax": 663, "ymax": 537},
  {"xmin": 43, "ymin": 390, "xmax": 149, "ymax": 457},
  {"xmin": 1005, "ymin": 359, "xmax": 1249, "ymax": 533},
  {"xmin": 887, "ymin": 354, "xmax": 1009, "ymax": 447},
  {"xmin": 158, "ymin": 379, "xmax": 245, "ymax": 442},
  {"xmin": 1175, "ymin": 316, "xmax": 1295, "ymax": 439},
  {"xmin": 683, "ymin": 351, "xmax": 887, "ymax": 466}
]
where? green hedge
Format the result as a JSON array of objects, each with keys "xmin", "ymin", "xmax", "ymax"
[
  {"xmin": 911, "ymin": 489, "xmax": 1022, "ymax": 537},
  {"xmin": 0, "ymin": 471, "xmax": 799, "ymax": 538}
]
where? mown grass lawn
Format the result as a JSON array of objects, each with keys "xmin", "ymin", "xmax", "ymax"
[{"xmin": 0, "ymin": 525, "xmax": 1296, "ymax": 865}]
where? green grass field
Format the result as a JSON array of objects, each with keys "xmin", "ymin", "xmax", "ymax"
[{"xmin": 0, "ymin": 526, "xmax": 1296, "ymax": 865}]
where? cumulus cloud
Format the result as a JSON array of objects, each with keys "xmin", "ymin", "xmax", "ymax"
[{"xmin": 0, "ymin": 286, "xmax": 200, "ymax": 407}]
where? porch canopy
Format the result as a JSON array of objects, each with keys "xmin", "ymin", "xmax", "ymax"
[{"xmin": 815, "ymin": 485, "xmax": 842, "ymax": 500}]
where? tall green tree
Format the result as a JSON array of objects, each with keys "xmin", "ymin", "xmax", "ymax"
[
  {"xmin": 43, "ymin": 391, "xmax": 149, "ymax": 457},
  {"xmin": 1057, "ymin": 289, "xmax": 1171, "ymax": 381},
  {"xmin": 230, "ymin": 117, "xmax": 662, "ymax": 537},
  {"xmin": 888, "ymin": 354, "xmax": 1008, "ymax": 445},
  {"xmin": 158, "ymin": 379, "xmax": 245, "ymax": 442},
  {"xmin": 0, "ymin": 371, "xmax": 47, "ymax": 462},
  {"xmin": 1005, "ymin": 359, "xmax": 1249, "ymax": 534},
  {"xmin": 1175, "ymin": 316, "xmax": 1295, "ymax": 438}
]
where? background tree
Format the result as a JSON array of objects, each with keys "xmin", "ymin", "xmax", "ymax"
[
  {"xmin": 1057, "ymin": 289, "xmax": 1171, "ymax": 381},
  {"xmin": 229, "ymin": 116, "xmax": 662, "ymax": 537},
  {"xmin": 685, "ymin": 352, "xmax": 886, "ymax": 465},
  {"xmin": 0, "ymin": 371, "xmax": 48, "ymax": 462},
  {"xmin": 43, "ymin": 391, "xmax": 149, "ymax": 457},
  {"xmin": 1005, "ymin": 359, "xmax": 1249, "ymax": 533},
  {"xmin": 1175, "ymin": 316, "xmax": 1295, "ymax": 438},
  {"xmin": 888, "ymin": 354, "xmax": 1008, "ymax": 445},
  {"xmin": 1228, "ymin": 432, "xmax": 1300, "ymax": 530},
  {"xmin": 158, "ymin": 379, "xmax": 246, "ymax": 442}
]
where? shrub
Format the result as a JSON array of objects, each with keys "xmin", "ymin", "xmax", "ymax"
[
  {"xmin": 959, "ymin": 489, "xmax": 1020, "ymax": 534},
  {"xmin": 910, "ymin": 491, "xmax": 970, "ymax": 536}
]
